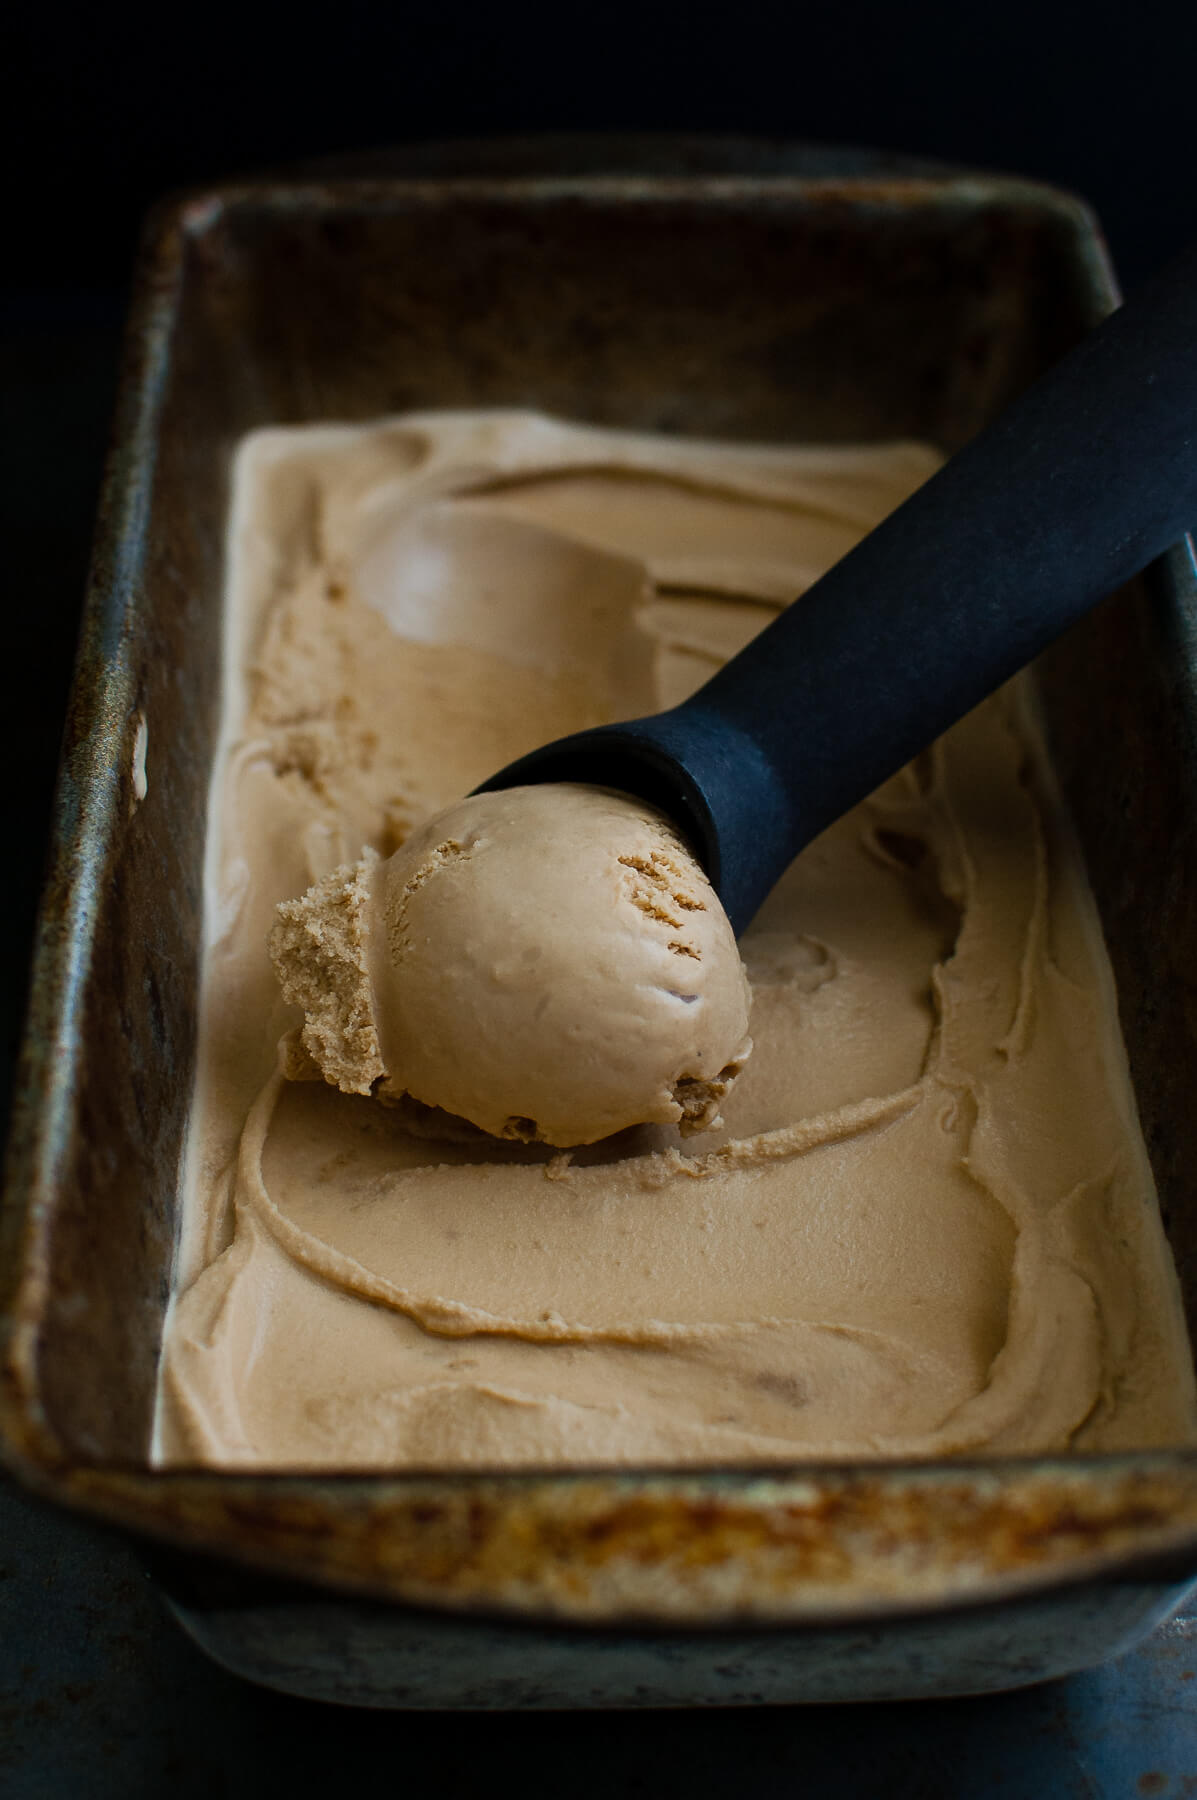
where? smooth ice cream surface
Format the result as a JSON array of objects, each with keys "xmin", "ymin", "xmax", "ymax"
[
  {"xmin": 154, "ymin": 409, "xmax": 1197, "ymax": 1469},
  {"xmin": 270, "ymin": 784, "xmax": 752, "ymax": 1147}
]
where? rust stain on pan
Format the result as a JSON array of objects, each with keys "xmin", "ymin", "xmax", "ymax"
[{"xmin": 3, "ymin": 1456, "xmax": 1193, "ymax": 1623}]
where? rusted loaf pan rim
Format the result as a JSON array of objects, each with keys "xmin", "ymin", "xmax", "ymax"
[
  {"xmin": 3, "ymin": 145, "xmax": 1197, "ymax": 1629},
  {"xmin": 8, "ymin": 1455, "xmax": 1197, "ymax": 1626}
]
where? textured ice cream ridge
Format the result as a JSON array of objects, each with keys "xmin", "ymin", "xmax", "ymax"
[{"xmin": 152, "ymin": 410, "xmax": 1197, "ymax": 1470}]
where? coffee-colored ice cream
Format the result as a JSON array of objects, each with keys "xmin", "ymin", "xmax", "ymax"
[
  {"xmin": 270, "ymin": 784, "xmax": 751, "ymax": 1145},
  {"xmin": 153, "ymin": 411, "xmax": 1197, "ymax": 1468}
]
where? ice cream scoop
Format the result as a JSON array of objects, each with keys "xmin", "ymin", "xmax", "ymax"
[
  {"xmin": 271, "ymin": 785, "xmax": 751, "ymax": 1146},
  {"xmin": 479, "ymin": 240, "xmax": 1197, "ymax": 932}
]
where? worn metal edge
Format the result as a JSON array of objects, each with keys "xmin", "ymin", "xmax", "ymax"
[
  {"xmin": 0, "ymin": 198, "xmax": 186, "ymax": 1469},
  {"xmin": 2, "ymin": 1447, "xmax": 1197, "ymax": 1627},
  {"xmin": 140, "ymin": 165, "xmax": 1113, "ymax": 245}
]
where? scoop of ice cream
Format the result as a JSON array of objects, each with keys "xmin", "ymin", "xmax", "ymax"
[{"xmin": 270, "ymin": 783, "xmax": 752, "ymax": 1147}]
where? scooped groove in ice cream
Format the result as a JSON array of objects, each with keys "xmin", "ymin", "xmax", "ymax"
[{"xmin": 270, "ymin": 784, "xmax": 752, "ymax": 1146}]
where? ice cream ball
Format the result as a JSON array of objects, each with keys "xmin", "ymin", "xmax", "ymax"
[{"xmin": 270, "ymin": 783, "xmax": 752, "ymax": 1147}]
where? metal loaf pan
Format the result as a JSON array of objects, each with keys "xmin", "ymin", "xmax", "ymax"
[{"xmin": 4, "ymin": 139, "xmax": 1197, "ymax": 1708}]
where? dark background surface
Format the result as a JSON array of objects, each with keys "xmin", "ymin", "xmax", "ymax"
[
  {"xmin": 8, "ymin": 0, "xmax": 1197, "ymax": 295},
  {"xmin": 3, "ymin": 1, "xmax": 1197, "ymax": 1789}
]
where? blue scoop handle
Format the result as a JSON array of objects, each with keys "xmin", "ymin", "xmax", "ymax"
[{"xmin": 479, "ymin": 240, "xmax": 1197, "ymax": 934}]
